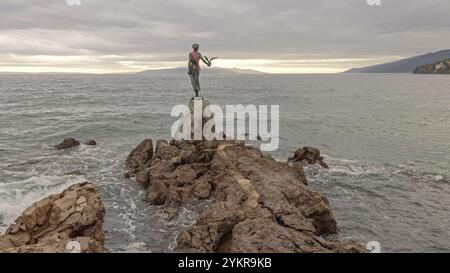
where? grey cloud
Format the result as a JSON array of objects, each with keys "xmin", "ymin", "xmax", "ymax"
[{"xmin": 1, "ymin": 0, "xmax": 450, "ymax": 69}]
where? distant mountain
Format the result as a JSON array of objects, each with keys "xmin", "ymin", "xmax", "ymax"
[
  {"xmin": 136, "ymin": 67, "xmax": 265, "ymax": 75},
  {"xmin": 413, "ymin": 59, "xmax": 450, "ymax": 74},
  {"xmin": 345, "ymin": 50, "xmax": 450, "ymax": 73}
]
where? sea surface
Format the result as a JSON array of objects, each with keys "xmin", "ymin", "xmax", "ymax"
[{"xmin": 0, "ymin": 73, "xmax": 449, "ymax": 252}]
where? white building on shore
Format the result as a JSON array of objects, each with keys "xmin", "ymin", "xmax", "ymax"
[{"xmin": 435, "ymin": 62, "xmax": 446, "ymax": 71}]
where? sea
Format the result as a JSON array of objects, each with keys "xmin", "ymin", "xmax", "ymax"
[{"xmin": 0, "ymin": 72, "xmax": 449, "ymax": 252}]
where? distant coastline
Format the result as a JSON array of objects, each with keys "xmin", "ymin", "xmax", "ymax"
[
  {"xmin": 0, "ymin": 67, "xmax": 266, "ymax": 76},
  {"xmin": 413, "ymin": 59, "xmax": 450, "ymax": 74},
  {"xmin": 345, "ymin": 49, "xmax": 450, "ymax": 74}
]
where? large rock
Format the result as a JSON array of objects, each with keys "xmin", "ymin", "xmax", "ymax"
[
  {"xmin": 126, "ymin": 139, "xmax": 365, "ymax": 253},
  {"xmin": 0, "ymin": 182, "xmax": 106, "ymax": 253},
  {"xmin": 125, "ymin": 139, "xmax": 153, "ymax": 170},
  {"xmin": 55, "ymin": 138, "xmax": 80, "ymax": 150},
  {"xmin": 288, "ymin": 146, "xmax": 329, "ymax": 169}
]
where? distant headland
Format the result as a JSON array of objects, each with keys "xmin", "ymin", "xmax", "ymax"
[
  {"xmin": 345, "ymin": 49, "xmax": 450, "ymax": 73},
  {"xmin": 413, "ymin": 59, "xmax": 450, "ymax": 74}
]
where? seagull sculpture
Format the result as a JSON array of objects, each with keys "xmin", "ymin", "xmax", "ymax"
[{"xmin": 204, "ymin": 56, "xmax": 218, "ymax": 65}]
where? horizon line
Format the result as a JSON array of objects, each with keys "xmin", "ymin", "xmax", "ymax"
[{"xmin": 0, "ymin": 67, "xmax": 348, "ymax": 75}]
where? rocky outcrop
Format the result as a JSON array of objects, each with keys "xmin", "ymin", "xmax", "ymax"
[
  {"xmin": 126, "ymin": 139, "xmax": 365, "ymax": 253},
  {"xmin": 0, "ymin": 182, "xmax": 106, "ymax": 253},
  {"xmin": 288, "ymin": 146, "xmax": 329, "ymax": 169},
  {"xmin": 125, "ymin": 139, "xmax": 153, "ymax": 171},
  {"xmin": 84, "ymin": 139, "xmax": 97, "ymax": 146},
  {"xmin": 55, "ymin": 138, "xmax": 80, "ymax": 150}
]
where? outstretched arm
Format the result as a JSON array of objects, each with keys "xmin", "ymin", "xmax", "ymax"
[{"xmin": 199, "ymin": 53, "xmax": 212, "ymax": 67}]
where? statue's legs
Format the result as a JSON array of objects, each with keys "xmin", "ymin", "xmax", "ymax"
[
  {"xmin": 190, "ymin": 72, "xmax": 200, "ymax": 96},
  {"xmin": 196, "ymin": 74, "xmax": 200, "ymax": 93}
]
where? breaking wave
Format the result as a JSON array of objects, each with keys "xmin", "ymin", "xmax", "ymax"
[{"xmin": 0, "ymin": 174, "xmax": 85, "ymax": 232}]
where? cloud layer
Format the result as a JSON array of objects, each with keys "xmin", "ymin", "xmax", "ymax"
[{"xmin": 1, "ymin": 0, "xmax": 450, "ymax": 73}]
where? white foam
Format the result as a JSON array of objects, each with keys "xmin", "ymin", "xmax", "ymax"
[
  {"xmin": 120, "ymin": 242, "xmax": 151, "ymax": 253},
  {"xmin": 0, "ymin": 174, "xmax": 85, "ymax": 232},
  {"xmin": 327, "ymin": 165, "xmax": 383, "ymax": 176},
  {"xmin": 423, "ymin": 174, "xmax": 445, "ymax": 182}
]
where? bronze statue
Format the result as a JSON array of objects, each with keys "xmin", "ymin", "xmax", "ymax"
[{"xmin": 188, "ymin": 43, "xmax": 216, "ymax": 97}]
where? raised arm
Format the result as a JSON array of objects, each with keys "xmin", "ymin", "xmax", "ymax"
[{"xmin": 198, "ymin": 52, "xmax": 212, "ymax": 67}]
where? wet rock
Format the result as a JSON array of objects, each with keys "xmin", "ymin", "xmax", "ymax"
[
  {"xmin": 148, "ymin": 180, "xmax": 168, "ymax": 206},
  {"xmin": 126, "ymin": 139, "xmax": 365, "ymax": 253},
  {"xmin": 288, "ymin": 146, "xmax": 329, "ymax": 169},
  {"xmin": 0, "ymin": 182, "xmax": 106, "ymax": 253},
  {"xmin": 55, "ymin": 138, "xmax": 80, "ymax": 150},
  {"xmin": 84, "ymin": 139, "xmax": 97, "ymax": 146},
  {"xmin": 135, "ymin": 168, "xmax": 151, "ymax": 187},
  {"xmin": 125, "ymin": 139, "xmax": 153, "ymax": 169},
  {"xmin": 229, "ymin": 218, "xmax": 365, "ymax": 253}
]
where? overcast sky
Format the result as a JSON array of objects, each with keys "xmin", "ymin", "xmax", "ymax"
[{"xmin": 1, "ymin": 0, "xmax": 450, "ymax": 73}]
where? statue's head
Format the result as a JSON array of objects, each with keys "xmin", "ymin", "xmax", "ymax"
[{"xmin": 192, "ymin": 43, "xmax": 200, "ymax": 51}]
